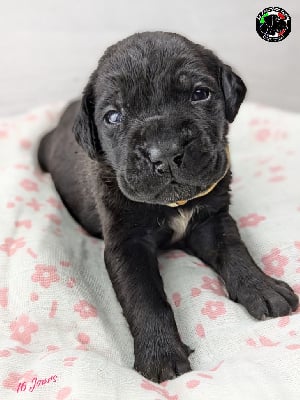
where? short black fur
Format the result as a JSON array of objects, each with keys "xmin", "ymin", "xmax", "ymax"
[{"xmin": 38, "ymin": 32, "xmax": 298, "ymax": 383}]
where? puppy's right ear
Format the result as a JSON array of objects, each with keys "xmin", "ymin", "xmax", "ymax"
[{"xmin": 73, "ymin": 76, "xmax": 102, "ymax": 160}]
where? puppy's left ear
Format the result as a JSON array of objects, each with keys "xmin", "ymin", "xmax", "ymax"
[
  {"xmin": 220, "ymin": 64, "xmax": 247, "ymax": 123},
  {"xmin": 73, "ymin": 73, "xmax": 103, "ymax": 160}
]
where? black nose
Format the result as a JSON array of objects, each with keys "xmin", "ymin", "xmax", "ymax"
[{"xmin": 137, "ymin": 146, "xmax": 184, "ymax": 175}]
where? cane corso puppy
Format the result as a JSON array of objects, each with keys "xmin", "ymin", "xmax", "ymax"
[{"xmin": 38, "ymin": 32, "xmax": 298, "ymax": 383}]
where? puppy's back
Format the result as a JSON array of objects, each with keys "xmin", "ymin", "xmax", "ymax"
[
  {"xmin": 37, "ymin": 100, "xmax": 103, "ymax": 238},
  {"xmin": 37, "ymin": 101, "xmax": 80, "ymax": 172}
]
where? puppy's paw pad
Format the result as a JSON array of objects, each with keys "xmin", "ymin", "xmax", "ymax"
[
  {"xmin": 134, "ymin": 340, "xmax": 193, "ymax": 383},
  {"xmin": 236, "ymin": 276, "xmax": 299, "ymax": 320},
  {"xmin": 159, "ymin": 357, "xmax": 192, "ymax": 383}
]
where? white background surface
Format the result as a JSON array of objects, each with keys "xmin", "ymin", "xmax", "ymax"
[{"xmin": 0, "ymin": 0, "xmax": 299, "ymax": 116}]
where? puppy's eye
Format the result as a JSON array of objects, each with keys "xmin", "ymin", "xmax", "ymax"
[
  {"xmin": 191, "ymin": 87, "xmax": 210, "ymax": 102},
  {"xmin": 104, "ymin": 110, "xmax": 123, "ymax": 125}
]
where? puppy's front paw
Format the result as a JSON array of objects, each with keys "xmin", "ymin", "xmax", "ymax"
[
  {"xmin": 134, "ymin": 336, "xmax": 193, "ymax": 383},
  {"xmin": 233, "ymin": 275, "xmax": 299, "ymax": 320}
]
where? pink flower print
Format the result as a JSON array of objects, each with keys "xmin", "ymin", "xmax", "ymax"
[
  {"xmin": 45, "ymin": 214, "xmax": 61, "ymax": 225},
  {"xmin": 66, "ymin": 277, "xmax": 76, "ymax": 288},
  {"xmin": 0, "ymin": 129, "xmax": 8, "ymax": 138},
  {"xmin": 31, "ymin": 264, "xmax": 60, "ymax": 288},
  {"xmin": 278, "ymin": 316, "xmax": 289, "ymax": 327},
  {"xmin": 269, "ymin": 175, "xmax": 286, "ymax": 182},
  {"xmin": 201, "ymin": 301, "xmax": 226, "ymax": 320},
  {"xmin": 27, "ymin": 248, "xmax": 37, "ymax": 258},
  {"xmin": 141, "ymin": 380, "xmax": 178, "ymax": 399},
  {"xmin": 201, "ymin": 276, "xmax": 226, "ymax": 296},
  {"xmin": 172, "ymin": 292, "xmax": 181, "ymax": 307},
  {"xmin": 60, "ymin": 260, "xmax": 71, "ymax": 267},
  {"xmin": 259, "ymin": 336, "xmax": 280, "ymax": 347},
  {"xmin": 198, "ymin": 373, "xmax": 213, "ymax": 379},
  {"xmin": 15, "ymin": 346, "xmax": 31, "ymax": 354},
  {"xmin": 30, "ymin": 292, "xmax": 39, "ymax": 302},
  {"xmin": 210, "ymin": 360, "xmax": 224, "ymax": 371},
  {"xmin": 74, "ymin": 300, "xmax": 97, "ymax": 319},
  {"xmin": 14, "ymin": 164, "xmax": 29, "ymax": 170},
  {"xmin": 27, "ymin": 198, "xmax": 43, "ymax": 211},
  {"xmin": 76, "ymin": 332, "xmax": 90, "ymax": 350},
  {"xmin": 259, "ymin": 156, "xmax": 272, "ymax": 165},
  {"xmin": 191, "ymin": 287, "xmax": 201, "ymax": 297},
  {"xmin": 186, "ymin": 380, "xmax": 200, "ymax": 388},
  {"xmin": 20, "ymin": 179, "xmax": 38, "ymax": 192},
  {"xmin": 246, "ymin": 338, "xmax": 256, "ymax": 347},
  {"xmin": 231, "ymin": 176, "xmax": 242, "ymax": 185},
  {"xmin": 0, "ymin": 287, "xmax": 8, "ymax": 308},
  {"xmin": 78, "ymin": 332, "xmax": 90, "ymax": 344},
  {"xmin": 0, "ymin": 349, "xmax": 10, "ymax": 357},
  {"xmin": 49, "ymin": 300, "xmax": 58, "ymax": 318},
  {"xmin": 64, "ymin": 357, "xmax": 77, "ymax": 367},
  {"xmin": 20, "ymin": 139, "xmax": 32, "ymax": 149},
  {"xmin": 292, "ymin": 284, "xmax": 300, "ymax": 294},
  {"xmin": 261, "ymin": 248, "xmax": 288, "ymax": 277},
  {"xmin": 195, "ymin": 323, "xmax": 205, "ymax": 338},
  {"xmin": 34, "ymin": 168, "xmax": 46, "ymax": 182},
  {"xmin": 47, "ymin": 197, "xmax": 63, "ymax": 209},
  {"xmin": 239, "ymin": 213, "xmax": 266, "ymax": 228},
  {"xmin": 10, "ymin": 314, "xmax": 38, "ymax": 345},
  {"xmin": 255, "ymin": 128, "xmax": 271, "ymax": 142},
  {"xmin": 47, "ymin": 345, "xmax": 60, "ymax": 352},
  {"xmin": 3, "ymin": 372, "xmax": 23, "ymax": 391},
  {"xmin": 56, "ymin": 387, "xmax": 72, "ymax": 400},
  {"xmin": 269, "ymin": 165, "xmax": 284, "ymax": 173},
  {"xmin": 0, "ymin": 237, "xmax": 26, "ymax": 256},
  {"xmin": 286, "ymin": 344, "xmax": 300, "ymax": 350},
  {"xmin": 15, "ymin": 220, "xmax": 32, "ymax": 229}
]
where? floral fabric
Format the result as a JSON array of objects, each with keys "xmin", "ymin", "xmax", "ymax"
[{"xmin": 0, "ymin": 102, "xmax": 300, "ymax": 399}]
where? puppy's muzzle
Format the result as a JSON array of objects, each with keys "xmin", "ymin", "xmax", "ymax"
[{"xmin": 136, "ymin": 144, "xmax": 185, "ymax": 175}]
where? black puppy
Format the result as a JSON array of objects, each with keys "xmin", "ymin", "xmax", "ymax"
[{"xmin": 38, "ymin": 32, "xmax": 298, "ymax": 383}]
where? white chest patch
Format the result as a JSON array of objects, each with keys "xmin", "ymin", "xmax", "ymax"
[{"xmin": 169, "ymin": 208, "xmax": 194, "ymax": 244}]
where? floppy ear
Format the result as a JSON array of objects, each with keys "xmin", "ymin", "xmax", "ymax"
[
  {"xmin": 73, "ymin": 78, "xmax": 102, "ymax": 160},
  {"xmin": 220, "ymin": 64, "xmax": 247, "ymax": 123}
]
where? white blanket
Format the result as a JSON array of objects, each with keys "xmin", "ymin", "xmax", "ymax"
[{"xmin": 0, "ymin": 102, "xmax": 300, "ymax": 399}]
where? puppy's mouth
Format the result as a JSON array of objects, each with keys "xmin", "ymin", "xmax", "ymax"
[
  {"xmin": 116, "ymin": 146, "xmax": 230, "ymax": 206},
  {"xmin": 118, "ymin": 158, "xmax": 229, "ymax": 206}
]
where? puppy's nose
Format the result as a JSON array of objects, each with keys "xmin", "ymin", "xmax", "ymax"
[{"xmin": 147, "ymin": 146, "xmax": 184, "ymax": 175}]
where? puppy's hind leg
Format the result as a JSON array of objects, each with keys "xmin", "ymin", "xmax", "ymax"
[{"xmin": 37, "ymin": 129, "xmax": 55, "ymax": 172}]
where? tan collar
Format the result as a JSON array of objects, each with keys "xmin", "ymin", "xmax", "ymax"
[{"xmin": 166, "ymin": 146, "xmax": 230, "ymax": 208}]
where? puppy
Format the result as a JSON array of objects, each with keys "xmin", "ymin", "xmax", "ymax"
[{"xmin": 38, "ymin": 32, "xmax": 298, "ymax": 383}]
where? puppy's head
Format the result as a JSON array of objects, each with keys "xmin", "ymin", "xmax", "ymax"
[{"xmin": 74, "ymin": 32, "xmax": 246, "ymax": 205}]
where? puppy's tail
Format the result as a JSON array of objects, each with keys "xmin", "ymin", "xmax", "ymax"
[{"xmin": 37, "ymin": 130, "xmax": 54, "ymax": 172}]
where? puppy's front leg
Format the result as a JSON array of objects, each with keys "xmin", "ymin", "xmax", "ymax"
[
  {"xmin": 104, "ymin": 233, "xmax": 193, "ymax": 383},
  {"xmin": 186, "ymin": 210, "xmax": 298, "ymax": 319}
]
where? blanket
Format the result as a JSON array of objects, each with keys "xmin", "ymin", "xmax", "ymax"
[{"xmin": 0, "ymin": 101, "xmax": 300, "ymax": 399}]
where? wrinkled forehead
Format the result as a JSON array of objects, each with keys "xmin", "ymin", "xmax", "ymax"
[{"xmin": 94, "ymin": 41, "xmax": 220, "ymax": 110}]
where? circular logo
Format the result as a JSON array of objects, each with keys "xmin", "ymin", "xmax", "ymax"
[{"xmin": 256, "ymin": 7, "xmax": 291, "ymax": 42}]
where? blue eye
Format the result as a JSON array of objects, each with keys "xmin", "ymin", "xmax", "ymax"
[
  {"xmin": 104, "ymin": 110, "xmax": 123, "ymax": 124},
  {"xmin": 191, "ymin": 87, "xmax": 210, "ymax": 102}
]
